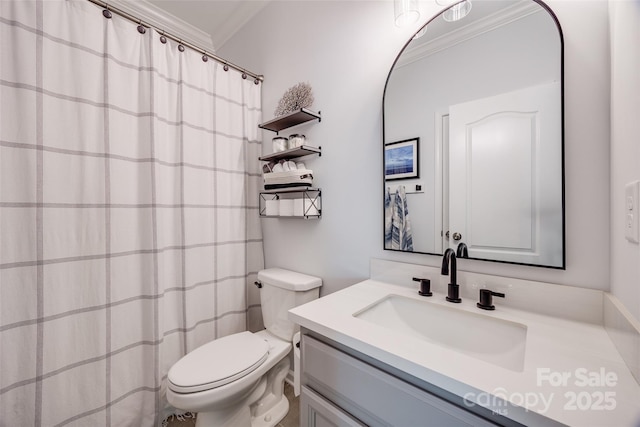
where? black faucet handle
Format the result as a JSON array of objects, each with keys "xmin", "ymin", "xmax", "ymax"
[
  {"xmin": 477, "ymin": 289, "xmax": 505, "ymax": 310},
  {"xmin": 412, "ymin": 277, "xmax": 432, "ymax": 297},
  {"xmin": 456, "ymin": 242, "xmax": 469, "ymax": 258}
]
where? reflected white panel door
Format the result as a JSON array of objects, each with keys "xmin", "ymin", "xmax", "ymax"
[{"xmin": 448, "ymin": 82, "xmax": 562, "ymax": 266}]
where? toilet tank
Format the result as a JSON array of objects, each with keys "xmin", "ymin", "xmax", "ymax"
[{"xmin": 257, "ymin": 268, "xmax": 322, "ymax": 342}]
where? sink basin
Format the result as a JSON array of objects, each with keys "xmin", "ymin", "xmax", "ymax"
[{"xmin": 353, "ymin": 294, "xmax": 527, "ymax": 372}]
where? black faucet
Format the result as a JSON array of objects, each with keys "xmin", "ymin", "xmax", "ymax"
[{"xmin": 441, "ymin": 248, "xmax": 462, "ymax": 303}]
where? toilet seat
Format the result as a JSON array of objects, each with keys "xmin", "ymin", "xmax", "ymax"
[{"xmin": 168, "ymin": 331, "xmax": 269, "ymax": 394}]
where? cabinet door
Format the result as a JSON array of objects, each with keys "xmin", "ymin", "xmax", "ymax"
[
  {"xmin": 303, "ymin": 335, "xmax": 498, "ymax": 427},
  {"xmin": 301, "ymin": 386, "xmax": 366, "ymax": 427}
]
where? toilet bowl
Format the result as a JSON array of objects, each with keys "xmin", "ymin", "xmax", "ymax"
[{"xmin": 166, "ymin": 268, "xmax": 322, "ymax": 427}]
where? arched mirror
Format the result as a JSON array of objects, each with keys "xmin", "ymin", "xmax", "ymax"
[{"xmin": 383, "ymin": 0, "xmax": 564, "ymax": 268}]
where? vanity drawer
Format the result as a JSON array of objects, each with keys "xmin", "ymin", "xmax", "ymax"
[
  {"xmin": 301, "ymin": 385, "xmax": 366, "ymax": 427},
  {"xmin": 302, "ymin": 334, "xmax": 498, "ymax": 427}
]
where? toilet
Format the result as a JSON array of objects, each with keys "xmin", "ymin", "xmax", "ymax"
[{"xmin": 166, "ymin": 268, "xmax": 322, "ymax": 427}]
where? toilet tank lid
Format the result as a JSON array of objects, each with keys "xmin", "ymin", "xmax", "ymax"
[{"xmin": 258, "ymin": 268, "xmax": 322, "ymax": 291}]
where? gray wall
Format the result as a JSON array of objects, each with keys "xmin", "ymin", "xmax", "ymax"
[
  {"xmin": 219, "ymin": 1, "xmax": 611, "ymax": 299},
  {"xmin": 609, "ymin": 0, "xmax": 640, "ymax": 321}
]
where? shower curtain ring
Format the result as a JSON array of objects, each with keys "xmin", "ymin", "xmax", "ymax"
[
  {"xmin": 178, "ymin": 40, "xmax": 185, "ymax": 52},
  {"xmin": 137, "ymin": 19, "xmax": 146, "ymax": 34},
  {"xmin": 223, "ymin": 63, "xmax": 229, "ymax": 72},
  {"xmin": 202, "ymin": 52, "xmax": 209, "ymax": 62},
  {"xmin": 102, "ymin": 3, "xmax": 112, "ymax": 19},
  {"xmin": 160, "ymin": 30, "xmax": 167, "ymax": 44}
]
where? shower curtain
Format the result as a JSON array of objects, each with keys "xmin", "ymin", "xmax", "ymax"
[{"xmin": 0, "ymin": 1, "xmax": 264, "ymax": 426}]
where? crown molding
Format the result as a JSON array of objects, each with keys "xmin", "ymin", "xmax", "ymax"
[
  {"xmin": 213, "ymin": 2, "xmax": 270, "ymax": 50},
  {"xmin": 106, "ymin": 0, "xmax": 215, "ymax": 52},
  {"xmin": 396, "ymin": 1, "xmax": 542, "ymax": 69}
]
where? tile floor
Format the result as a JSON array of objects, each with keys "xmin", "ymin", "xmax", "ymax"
[
  {"xmin": 165, "ymin": 382, "xmax": 300, "ymax": 427},
  {"xmin": 280, "ymin": 382, "xmax": 300, "ymax": 427}
]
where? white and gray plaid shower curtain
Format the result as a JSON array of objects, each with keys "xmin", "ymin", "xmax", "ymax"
[{"xmin": 0, "ymin": 1, "xmax": 264, "ymax": 425}]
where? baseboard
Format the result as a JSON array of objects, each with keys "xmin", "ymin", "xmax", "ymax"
[{"xmin": 285, "ymin": 369, "xmax": 294, "ymax": 387}]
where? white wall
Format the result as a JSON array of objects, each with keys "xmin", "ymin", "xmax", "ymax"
[
  {"xmin": 219, "ymin": 0, "xmax": 611, "ymax": 297},
  {"xmin": 609, "ymin": 0, "xmax": 640, "ymax": 321}
]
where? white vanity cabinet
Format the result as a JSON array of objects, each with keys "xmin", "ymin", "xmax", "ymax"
[
  {"xmin": 300, "ymin": 332, "xmax": 509, "ymax": 427},
  {"xmin": 291, "ymin": 272, "xmax": 640, "ymax": 427}
]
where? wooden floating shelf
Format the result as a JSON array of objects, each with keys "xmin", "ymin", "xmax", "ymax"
[
  {"xmin": 258, "ymin": 108, "xmax": 321, "ymax": 133},
  {"xmin": 259, "ymin": 145, "xmax": 321, "ymax": 162}
]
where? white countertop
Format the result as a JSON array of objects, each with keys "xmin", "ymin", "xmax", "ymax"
[{"xmin": 289, "ymin": 279, "xmax": 640, "ymax": 427}]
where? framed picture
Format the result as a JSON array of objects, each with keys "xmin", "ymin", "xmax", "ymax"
[{"xmin": 385, "ymin": 138, "xmax": 419, "ymax": 180}]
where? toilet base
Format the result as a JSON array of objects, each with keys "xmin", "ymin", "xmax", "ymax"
[
  {"xmin": 195, "ymin": 405, "xmax": 251, "ymax": 427},
  {"xmin": 250, "ymin": 393, "xmax": 288, "ymax": 427},
  {"xmin": 194, "ymin": 351, "xmax": 291, "ymax": 427},
  {"xmin": 194, "ymin": 390, "xmax": 289, "ymax": 427}
]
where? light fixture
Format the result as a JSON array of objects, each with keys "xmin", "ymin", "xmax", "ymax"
[
  {"xmin": 442, "ymin": 0, "xmax": 472, "ymax": 22},
  {"xmin": 394, "ymin": 0, "xmax": 420, "ymax": 27}
]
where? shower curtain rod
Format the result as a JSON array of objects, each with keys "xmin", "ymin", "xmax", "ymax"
[{"xmin": 86, "ymin": 0, "xmax": 264, "ymax": 83}]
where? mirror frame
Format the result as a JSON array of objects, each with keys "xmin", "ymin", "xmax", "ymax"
[{"xmin": 382, "ymin": 0, "xmax": 566, "ymax": 269}]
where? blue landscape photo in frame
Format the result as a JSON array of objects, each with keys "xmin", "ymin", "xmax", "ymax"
[{"xmin": 385, "ymin": 138, "xmax": 419, "ymax": 180}]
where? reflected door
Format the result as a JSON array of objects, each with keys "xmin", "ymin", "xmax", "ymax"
[{"xmin": 448, "ymin": 82, "xmax": 562, "ymax": 266}]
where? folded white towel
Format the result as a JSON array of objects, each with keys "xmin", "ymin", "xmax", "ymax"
[{"xmin": 263, "ymin": 169, "xmax": 314, "ymax": 189}]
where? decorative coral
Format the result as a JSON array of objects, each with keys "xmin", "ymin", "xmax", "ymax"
[{"xmin": 274, "ymin": 82, "xmax": 314, "ymax": 117}]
